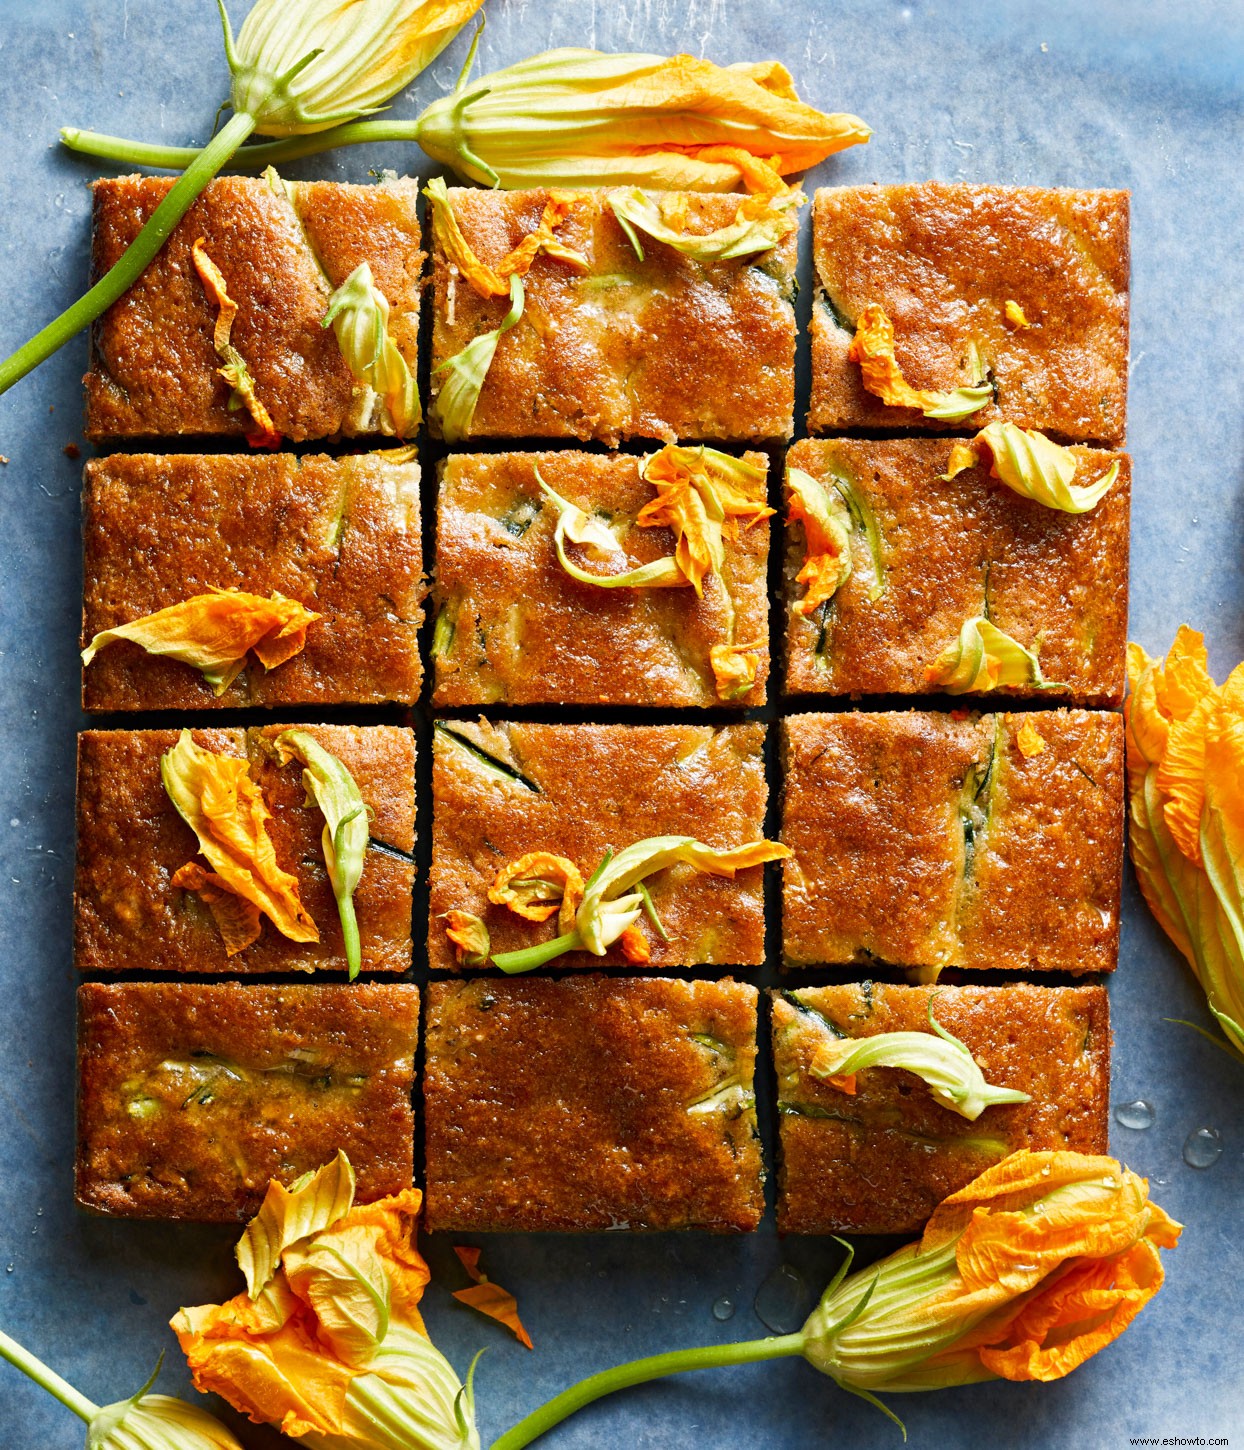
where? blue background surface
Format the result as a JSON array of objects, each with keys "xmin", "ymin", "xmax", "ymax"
[{"xmin": 1, "ymin": 1, "xmax": 1242, "ymax": 1447}]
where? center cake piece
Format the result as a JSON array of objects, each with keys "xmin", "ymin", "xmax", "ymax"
[
  {"xmin": 429, "ymin": 721, "xmax": 772, "ymax": 971},
  {"xmin": 427, "ymin": 186, "xmax": 796, "ymax": 445},
  {"xmin": 75, "ymin": 725, "xmax": 415, "ymax": 975},
  {"xmin": 85, "ymin": 174, "xmax": 422, "ymax": 444},
  {"xmin": 423, "ymin": 977, "xmax": 763, "ymax": 1232},
  {"xmin": 781, "ymin": 710, "xmax": 1123, "ymax": 975},
  {"xmin": 432, "ymin": 449, "xmax": 771, "ymax": 707}
]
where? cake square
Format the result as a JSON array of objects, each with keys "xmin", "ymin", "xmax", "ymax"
[
  {"xmin": 428, "ymin": 186, "xmax": 795, "ymax": 445},
  {"xmin": 428, "ymin": 721, "xmax": 770, "ymax": 971},
  {"xmin": 423, "ymin": 977, "xmax": 762, "ymax": 1232},
  {"xmin": 85, "ymin": 174, "xmax": 422, "ymax": 443},
  {"xmin": 76, "ymin": 982, "xmax": 418, "ymax": 1221},
  {"xmin": 780, "ymin": 709, "xmax": 1123, "ymax": 974},
  {"xmin": 432, "ymin": 450, "xmax": 770, "ymax": 707},
  {"xmin": 782, "ymin": 438, "xmax": 1130, "ymax": 706},
  {"xmin": 82, "ymin": 450, "xmax": 424, "ymax": 711},
  {"xmin": 772, "ymin": 983, "xmax": 1110, "ymax": 1234},
  {"xmin": 75, "ymin": 725, "xmax": 415, "ymax": 975},
  {"xmin": 808, "ymin": 183, "xmax": 1129, "ymax": 444}
]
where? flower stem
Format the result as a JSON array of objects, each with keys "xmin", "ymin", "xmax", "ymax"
[
  {"xmin": 489, "ymin": 1333, "xmax": 806, "ymax": 1450},
  {"xmin": 491, "ymin": 930, "xmax": 582, "ymax": 975},
  {"xmin": 0, "ymin": 109, "xmax": 256, "ymax": 397},
  {"xmin": 0, "ymin": 1327, "xmax": 100, "ymax": 1423},
  {"xmin": 60, "ymin": 116, "xmax": 420, "ymax": 173}
]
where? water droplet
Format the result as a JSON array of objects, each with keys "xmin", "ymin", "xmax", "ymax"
[
  {"xmin": 1115, "ymin": 1099, "xmax": 1155, "ymax": 1130},
  {"xmin": 712, "ymin": 1296, "xmax": 736, "ymax": 1322},
  {"xmin": 5, "ymin": 1263, "xmax": 13, "ymax": 1274},
  {"xmin": 1183, "ymin": 1127, "xmax": 1222, "ymax": 1169},
  {"xmin": 1154, "ymin": 1176, "xmax": 1171, "ymax": 1187},
  {"xmin": 753, "ymin": 1264, "xmax": 811, "ymax": 1334}
]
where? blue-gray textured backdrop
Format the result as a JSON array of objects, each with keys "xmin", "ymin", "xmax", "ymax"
[{"xmin": 0, "ymin": 2, "xmax": 1241, "ymax": 1447}]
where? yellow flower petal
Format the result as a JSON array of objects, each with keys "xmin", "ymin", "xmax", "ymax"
[
  {"xmin": 82, "ymin": 587, "xmax": 320, "ymax": 696},
  {"xmin": 924, "ymin": 617, "xmax": 1050, "ymax": 694},
  {"xmin": 237, "ymin": 1152, "xmax": 356, "ymax": 1301},
  {"xmin": 452, "ymin": 1245, "xmax": 534, "ymax": 1349},
  {"xmin": 416, "ymin": 48, "xmax": 870, "ymax": 191},
  {"xmin": 489, "ymin": 851, "xmax": 585, "ymax": 931},
  {"xmin": 443, "ymin": 910, "xmax": 491, "ymax": 968},
  {"xmin": 709, "ymin": 640, "xmax": 764, "ymax": 702},
  {"xmin": 848, "ymin": 303, "xmax": 991, "ymax": 421},
  {"xmin": 786, "ymin": 465, "xmax": 852, "ymax": 615},
  {"xmin": 618, "ymin": 923, "xmax": 652, "ymax": 964},
  {"xmin": 191, "ymin": 239, "xmax": 280, "ymax": 447},
  {"xmin": 948, "ymin": 422, "xmax": 1118, "ymax": 514},
  {"xmin": 425, "ymin": 178, "xmax": 588, "ymax": 300},
  {"xmin": 1003, "ymin": 299, "xmax": 1031, "ymax": 330},
  {"xmin": 162, "ymin": 731, "xmax": 319, "ymax": 951},
  {"xmin": 1013, "ymin": 718, "xmax": 1046, "ymax": 758}
]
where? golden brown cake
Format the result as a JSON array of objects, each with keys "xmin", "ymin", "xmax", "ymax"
[
  {"xmin": 772, "ymin": 983, "xmax": 1110, "ymax": 1234},
  {"xmin": 75, "ymin": 726, "xmax": 415, "ymax": 975},
  {"xmin": 809, "ymin": 183, "xmax": 1129, "ymax": 443},
  {"xmin": 780, "ymin": 710, "xmax": 1123, "ymax": 974},
  {"xmin": 428, "ymin": 721, "xmax": 770, "ymax": 970},
  {"xmin": 82, "ymin": 450, "xmax": 424, "ymax": 710},
  {"xmin": 428, "ymin": 186, "xmax": 795, "ymax": 445},
  {"xmin": 423, "ymin": 977, "xmax": 762, "ymax": 1232},
  {"xmin": 432, "ymin": 450, "xmax": 770, "ymax": 707},
  {"xmin": 85, "ymin": 174, "xmax": 422, "ymax": 442},
  {"xmin": 782, "ymin": 438, "xmax": 1130, "ymax": 705},
  {"xmin": 76, "ymin": 982, "xmax": 418, "ymax": 1221}
]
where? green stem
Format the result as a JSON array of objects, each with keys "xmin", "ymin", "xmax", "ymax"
[
  {"xmin": 491, "ymin": 1334, "xmax": 806, "ymax": 1450},
  {"xmin": 0, "ymin": 1327, "xmax": 100, "ymax": 1423},
  {"xmin": 60, "ymin": 116, "xmax": 420, "ymax": 173},
  {"xmin": 338, "ymin": 890, "xmax": 361, "ymax": 982},
  {"xmin": 0, "ymin": 109, "xmax": 256, "ymax": 397},
  {"xmin": 491, "ymin": 930, "xmax": 582, "ymax": 975}
]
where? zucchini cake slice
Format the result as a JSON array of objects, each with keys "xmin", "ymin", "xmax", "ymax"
[
  {"xmin": 424, "ymin": 977, "xmax": 762, "ymax": 1232},
  {"xmin": 809, "ymin": 183, "xmax": 1129, "ymax": 444},
  {"xmin": 432, "ymin": 449, "xmax": 770, "ymax": 707},
  {"xmin": 75, "ymin": 725, "xmax": 415, "ymax": 976},
  {"xmin": 428, "ymin": 186, "xmax": 795, "ymax": 445},
  {"xmin": 771, "ymin": 983, "xmax": 1110, "ymax": 1235},
  {"xmin": 780, "ymin": 710, "xmax": 1123, "ymax": 975},
  {"xmin": 781, "ymin": 437, "xmax": 1130, "ymax": 706},
  {"xmin": 82, "ymin": 450, "xmax": 423, "ymax": 710},
  {"xmin": 76, "ymin": 982, "xmax": 418, "ymax": 1221},
  {"xmin": 85, "ymin": 174, "xmax": 422, "ymax": 443},
  {"xmin": 429, "ymin": 721, "xmax": 771, "ymax": 971}
]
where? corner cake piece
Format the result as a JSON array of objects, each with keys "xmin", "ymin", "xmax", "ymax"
[
  {"xmin": 428, "ymin": 721, "xmax": 769, "ymax": 970},
  {"xmin": 780, "ymin": 710, "xmax": 1123, "ymax": 974},
  {"xmin": 428, "ymin": 186, "xmax": 795, "ymax": 445},
  {"xmin": 85, "ymin": 174, "xmax": 422, "ymax": 443},
  {"xmin": 432, "ymin": 450, "xmax": 770, "ymax": 707},
  {"xmin": 809, "ymin": 183, "xmax": 1129, "ymax": 444},
  {"xmin": 75, "ymin": 726, "xmax": 415, "ymax": 975},
  {"xmin": 82, "ymin": 450, "xmax": 424, "ymax": 710},
  {"xmin": 424, "ymin": 977, "xmax": 763, "ymax": 1232},
  {"xmin": 76, "ymin": 982, "xmax": 418, "ymax": 1221},
  {"xmin": 772, "ymin": 983, "xmax": 1110, "ymax": 1235},
  {"xmin": 782, "ymin": 438, "xmax": 1130, "ymax": 706}
]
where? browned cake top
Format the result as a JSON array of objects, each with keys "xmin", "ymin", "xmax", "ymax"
[
  {"xmin": 76, "ymin": 982, "xmax": 418, "ymax": 1221},
  {"xmin": 85, "ymin": 175, "xmax": 422, "ymax": 442},
  {"xmin": 772, "ymin": 983, "xmax": 1110, "ymax": 1235},
  {"xmin": 428, "ymin": 721, "xmax": 769, "ymax": 970},
  {"xmin": 783, "ymin": 437, "xmax": 1130, "ymax": 706},
  {"xmin": 433, "ymin": 450, "xmax": 770, "ymax": 707},
  {"xmin": 75, "ymin": 726, "xmax": 415, "ymax": 975},
  {"xmin": 423, "ymin": 976, "xmax": 762, "ymax": 1232},
  {"xmin": 82, "ymin": 450, "xmax": 424, "ymax": 710},
  {"xmin": 429, "ymin": 187, "xmax": 795, "ymax": 445},
  {"xmin": 809, "ymin": 183, "xmax": 1129, "ymax": 444},
  {"xmin": 780, "ymin": 709, "xmax": 1123, "ymax": 973}
]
